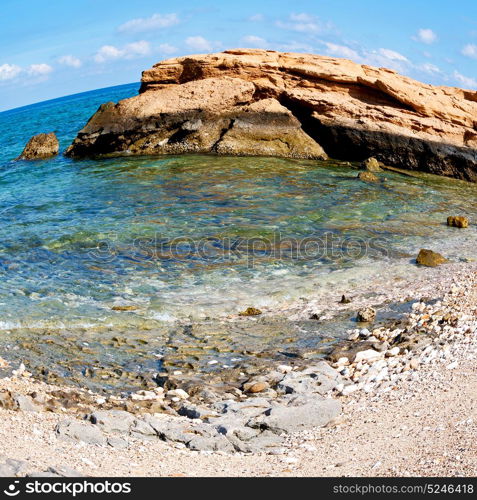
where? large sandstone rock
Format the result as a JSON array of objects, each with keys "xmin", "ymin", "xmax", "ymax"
[
  {"xmin": 66, "ymin": 76, "xmax": 326, "ymax": 160},
  {"xmin": 18, "ymin": 132, "xmax": 59, "ymax": 160},
  {"xmin": 67, "ymin": 49, "xmax": 477, "ymax": 181}
]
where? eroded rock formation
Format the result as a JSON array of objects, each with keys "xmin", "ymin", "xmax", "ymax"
[{"xmin": 67, "ymin": 49, "xmax": 477, "ymax": 181}]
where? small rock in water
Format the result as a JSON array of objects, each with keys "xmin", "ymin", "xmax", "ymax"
[
  {"xmin": 111, "ymin": 305, "xmax": 138, "ymax": 311},
  {"xmin": 238, "ymin": 307, "xmax": 262, "ymax": 317},
  {"xmin": 340, "ymin": 295, "xmax": 351, "ymax": 304},
  {"xmin": 447, "ymin": 216, "xmax": 469, "ymax": 228},
  {"xmin": 357, "ymin": 171, "xmax": 379, "ymax": 183},
  {"xmin": 361, "ymin": 157, "xmax": 382, "ymax": 172},
  {"xmin": 17, "ymin": 132, "xmax": 59, "ymax": 160},
  {"xmin": 356, "ymin": 307, "xmax": 376, "ymax": 323},
  {"xmin": 416, "ymin": 249, "xmax": 447, "ymax": 267}
]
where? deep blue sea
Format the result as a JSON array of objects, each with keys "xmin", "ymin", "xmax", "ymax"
[{"xmin": 0, "ymin": 83, "xmax": 476, "ymax": 389}]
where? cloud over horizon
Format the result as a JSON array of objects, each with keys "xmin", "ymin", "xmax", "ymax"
[
  {"xmin": 118, "ymin": 13, "xmax": 179, "ymax": 34},
  {"xmin": 94, "ymin": 41, "xmax": 151, "ymax": 63}
]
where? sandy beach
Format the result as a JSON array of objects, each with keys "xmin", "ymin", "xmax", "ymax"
[{"xmin": 0, "ymin": 261, "xmax": 475, "ymax": 477}]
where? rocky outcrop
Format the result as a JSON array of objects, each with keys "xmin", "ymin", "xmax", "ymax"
[
  {"xmin": 18, "ymin": 132, "xmax": 59, "ymax": 160},
  {"xmin": 67, "ymin": 49, "xmax": 477, "ymax": 181},
  {"xmin": 66, "ymin": 76, "xmax": 326, "ymax": 160}
]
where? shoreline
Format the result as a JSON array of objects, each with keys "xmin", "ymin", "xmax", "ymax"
[{"xmin": 0, "ymin": 259, "xmax": 475, "ymax": 476}]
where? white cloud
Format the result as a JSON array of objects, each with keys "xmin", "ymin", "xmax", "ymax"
[
  {"xmin": 377, "ymin": 48, "xmax": 408, "ymax": 62},
  {"xmin": 0, "ymin": 63, "xmax": 22, "ymax": 81},
  {"xmin": 118, "ymin": 13, "xmax": 179, "ymax": 34},
  {"xmin": 462, "ymin": 44, "xmax": 477, "ymax": 59},
  {"xmin": 58, "ymin": 55, "xmax": 82, "ymax": 68},
  {"xmin": 349, "ymin": 47, "xmax": 411, "ymax": 73},
  {"xmin": 158, "ymin": 43, "xmax": 178, "ymax": 55},
  {"xmin": 453, "ymin": 70, "xmax": 477, "ymax": 88},
  {"xmin": 278, "ymin": 41, "xmax": 314, "ymax": 53},
  {"xmin": 126, "ymin": 40, "xmax": 151, "ymax": 57},
  {"xmin": 185, "ymin": 36, "xmax": 215, "ymax": 52},
  {"xmin": 94, "ymin": 45, "xmax": 123, "ymax": 63},
  {"xmin": 94, "ymin": 41, "xmax": 151, "ymax": 63},
  {"xmin": 249, "ymin": 14, "xmax": 264, "ymax": 22},
  {"xmin": 276, "ymin": 13, "xmax": 331, "ymax": 34},
  {"xmin": 324, "ymin": 43, "xmax": 360, "ymax": 60},
  {"xmin": 419, "ymin": 62, "xmax": 441, "ymax": 74},
  {"xmin": 242, "ymin": 35, "xmax": 267, "ymax": 48},
  {"xmin": 28, "ymin": 63, "xmax": 53, "ymax": 76},
  {"xmin": 414, "ymin": 28, "xmax": 437, "ymax": 44}
]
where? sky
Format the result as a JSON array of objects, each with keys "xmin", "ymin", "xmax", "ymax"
[{"xmin": 2, "ymin": 0, "xmax": 477, "ymax": 111}]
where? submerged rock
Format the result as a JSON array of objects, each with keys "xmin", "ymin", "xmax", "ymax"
[
  {"xmin": 356, "ymin": 307, "xmax": 377, "ymax": 323},
  {"xmin": 447, "ymin": 216, "xmax": 469, "ymax": 228},
  {"xmin": 357, "ymin": 171, "xmax": 379, "ymax": 183},
  {"xmin": 416, "ymin": 249, "xmax": 447, "ymax": 267},
  {"xmin": 67, "ymin": 49, "xmax": 477, "ymax": 181},
  {"xmin": 17, "ymin": 132, "xmax": 59, "ymax": 160},
  {"xmin": 239, "ymin": 307, "xmax": 262, "ymax": 317}
]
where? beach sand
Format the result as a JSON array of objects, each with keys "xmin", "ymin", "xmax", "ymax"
[{"xmin": 0, "ymin": 262, "xmax": 475, "ymax": 477}]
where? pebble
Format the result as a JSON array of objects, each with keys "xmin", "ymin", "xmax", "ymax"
[
  {"xmin": 167, "ymin": 389, "xmax": 189, "ymax": 400},
  {"xmin": 410, "ymin": 358, "xmax": 420, "ymax": 370},
  {"xmin": 277, "ymin": 365, "xmax": 293, "ymax": 374},
  {"xmin": 354, "ymin": 350, "xmax": 383, "ymax": 364}
]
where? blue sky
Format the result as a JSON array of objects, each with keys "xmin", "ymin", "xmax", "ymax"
[{"xmin": 2, "ymin": 0, "xmax": 477, "ymax": 111}]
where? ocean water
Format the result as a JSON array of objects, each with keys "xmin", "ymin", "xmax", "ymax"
[{"xmin": 0, "ymin": 83, "xmax": 476, "ymax": 390}]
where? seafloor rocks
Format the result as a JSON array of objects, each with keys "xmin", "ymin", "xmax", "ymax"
[
  {"xmin": 67, "ymin": 49, "xmax": 477, "ymax": 180},
  {"xmin": 416, "ymin": 249, "xmax": 448, "ymax": 267},
  {"xmin": 17, "ymin": 132, "xmax": 59, "ymax": 160}
]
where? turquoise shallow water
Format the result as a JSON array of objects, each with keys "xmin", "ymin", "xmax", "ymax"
[{"xmin": 0, "ymin": 84, "xmax": 476, "ymax": 390}]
